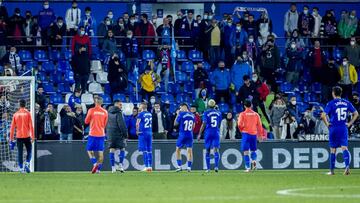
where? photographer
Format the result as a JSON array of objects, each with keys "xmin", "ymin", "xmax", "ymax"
[{"xmin": 279, "ymin": 110, "xmax": 298, "ymax": 140}]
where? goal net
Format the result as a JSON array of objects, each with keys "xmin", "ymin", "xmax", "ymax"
[{"xmin": 0, "ymin": 76, "xmax": 35, "ymax": 172}]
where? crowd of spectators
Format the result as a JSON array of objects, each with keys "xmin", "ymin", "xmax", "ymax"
[{"xmin": 0, "ymin": 1, "xmax": 360, "ymax": 141}]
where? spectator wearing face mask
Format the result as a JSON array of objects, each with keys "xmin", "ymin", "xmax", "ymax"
[
  {"xmin": 257, "ymin": 11, "xmax": 273, "ymax": 46},
  {"xmin": 49, "ymin": 17, "xmax": 66, "ymax": 50},
  {"xmin": 151, "ymin": 102, "xmax": 168, "ymax": 140},
  {"xmin": 22, "ymin": 11, "xmax": 36, "ymax": 49},
  {"xmin": 195, "ymin": 88, "xmax": 209, "ymax": 114},
  {"xmin": 306, "ymin": 40, "xmax": 327, "ymax": 83},
  {"xmin": 320, "ymin": 10, "xmax": 337, "ymax": 54},
  {"xmin": 8, "ymin": 8, "xmax": 25, "ymax": 45},
  {"xmin": 41, "ymin": 103, "xmax": 57, "ymax": 140},
  {"xmin": 294, "ymin": 108, "xmax": 316, "ymax": 137},
  {"xmin": 222, "ymin": 17, "xmax": 235, "ymax": 66},
  {"xmin": 287, "ymin": 96, "xmax": 300, "ymax": 123},
  {"xmin": 241, "ymin": 35, "xmax": 257, "ymax": 65},
  {"xmin": 126, "ymin": 106, "xmax": 138, "ymax": 140},
  {"xmin": 231, "ymin": 55, "xmax": 253, "ymax": 92},
  {"xmin": 285, "ymin": 41, "xmax": 303, "ymax": 84},
  {"xmin": 0, "ymin": 0, "xmax": 8, "ymax": 22},
  {"xmin": 270, "ymin": 95, "xmax": 287, "ymax": 139},
  {"xmin": 106, "ymin": 10, "xmax": 115, "ymax": 26},
  {"xmin": 156, "ymin": 17, "xmax": 172, "ymax": 46},
  {"xmin": 81, "ymin": 7, "xmax": 96, "ymax": 37},
  {"xmin": 210, "ymin": 61, "xmax": 231, "ymax": 104},
  {"xmin": 320, "ymin": 57, "xmax": 340, "ymax": 103},
  {"xmin": 59, "ymin": 105, "xmax": 76, "ymax": 141},
  {"xmin": 194, "ymin": 62, "xmax": 208, "ymax": 99},
  {"xmin": 71, "ymin": 26, "xmax": 91, "ymax": 57},
  {"xmin": 102, "ymin": 29, "xmax": 117, "ymax": 55},
  {"xmin": 108, "ymin": 54, "xmax": 128, "ymax": 97},
  {"xmin": 237, "ymin": 75, "xmax": 260, "ymax": 111},
  {"xmin": 38, "ymin": 0, "xmax": 55, "ymax": 45},
  {"xmin": 338, "ymin": 10, "xmax": 358, "ymax": 40},
  {"xmin": 73, "ymin": 104, "xmax": 85, "ymax": 140},
  {"xmin": 1, "ymin": 46, "xmax": 21, "ymax": 75},
  {"xmin": 344, "ymin": 37, "xmax": 360, "ymax": 69},
  {"xmin": 279, "ymin": 110, "xmax": 298, "ymax": 140},
  {"xmin": 260, "ymin": 35, "xmax": 280, "ymax": 91},
  {"xmin": 190, "ymin": 105, "xmax": 202, "ymax": 139},
  {"xmin": 127, "ymin": 15, "xmax": 137, "ymax": 32},
  {"xmin": 284, "ymin": 3, "xmax": 299, "ymax": 38},
  {"xmin": 97, "ymin": 17, "xmax": 112, "ymax": 48},
  {"xmin": 174, "ymin": 10, "xmax": 184, "ymax": 37},
  {"xmin": 72, "ymin": 44, "xmax": 90, "ymax": 93},
  {"xmin": 139, "ymin": 65, "xmax": 161, "ymax": 101},
  {"xmin": 112, "ymin": 18, "xmax": 126, "ymax": 45},
  {"xmin": 338, "ymin": 57, "xmax": 358, "ymax": 99},
  {"xmin": 121, "ymin": 30, "xmax": 138, "ymax": 71},
  {"xmin": 285, "ymin": 29, "xmax": 305, "ymax": 51},
  {"xmin": 352, "ymin": 92, "xmax": 360, "ymax": 112},
  {"xmin": 297, "ymin": 5, "xmax": 315, "ymax": 45},
  {"xmin": 68, "ymin": 88, "xmax": 82, "ymax": 111},
  {"xmin": 311, "ymin": 7, "xmax": 322, "ymax": 40},
  {"xmin": 205, "ymin": 19, "xmax": 221, "ymax": 66},
  {"xmin": 220, "ymin": 112, "xmax": 237, "ymax": 140},
  {"xmin": 65, "ymin": 0, "xmax": 81, "ymax": 45},
  {"xmin": 134, "ymin": 13, "xmax": 156, "ymax": 51},
  {"xmin": 252, "ymin": 72, "xmax": 271, "ymax": 124},
  {"xmin": 230, "ymin": 22, "xmax": 248, "ymax": 60}
]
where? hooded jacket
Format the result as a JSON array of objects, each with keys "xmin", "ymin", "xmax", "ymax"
[{"xmin": 106, "ymin": 106, "xmax": 128, "ymax": 139}]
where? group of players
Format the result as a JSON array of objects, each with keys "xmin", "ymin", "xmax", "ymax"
[{"xmin": 9, "ymin": 86, "xmax": 358, "ymax": 175}]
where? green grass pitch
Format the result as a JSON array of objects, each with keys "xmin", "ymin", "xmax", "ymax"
[{"xmin": 0, "ymin": 170, "xmax": 359, "ymax": 203}]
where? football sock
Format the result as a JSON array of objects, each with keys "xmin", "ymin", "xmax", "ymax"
[
  {"xmin": 330, "ymin": 153, "xmax": 336, "ymax": 170},
  {"xmin": 147, "ymin": 152, "xmax": 152, "ymax": 168},
  {"xmin": 90, "ymin": 157, "xmax": 97, "ymax": 165},
  {"xmin": 119, "ymin": 150, "xmax": 125, "ymax": 165},
  {"xmin": 206, "ymin": 152, "xmax": 211, "ymax": 170},
  {"xmin": 187, "ymin": 161, "xmax": 192, "ymax": 169},
  {"xmin": 177, "ymin": 159, "xmax": 182, "ymax": 168},
  {"xmin": 343, "ymin": 150, "xmax": 351, "ymax": 168},
  {"xmin": 143, "ymin": 152, "xmax": 148, "ymax": 168},
  {"xmin": 98, "ymin": 163, "xmax": 102, "ymax": 171},
  {"xmin": 251, "ymin": 151, "xmax": 257, "ymax": 161},
  {"xmin": 244, "ymin": 154, "xmax": 250, "ymax": 169},
  {"xmin": 109, "ymin": 152, "xmax": 115, "ymax": 167},
  {"xmin": 214, "ymin": 152, "xmax": 220, "ymax": 168}
]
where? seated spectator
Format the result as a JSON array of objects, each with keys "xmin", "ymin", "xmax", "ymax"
[
  {"xmin": 122, "ymin": 30, "xmax": 138, "ymax": 71},
  {"xmin": 72, "ymin": 45, "xmax": 90, "ymax": 93},
  {"xmin": 126, "ymin": 106, "xmax": 138, "ymax": 139},
  {"xmin": 49, "ymin": 17, "xmax": 66, "ymax": 50},
  {"xmin": 97, "ymin": 16, "xmax": 111, "ymax": 48},
  {"xmin": 294, "ymin": 108, "xmax": 316, "ymax": 137},
  {"xmin": 194, "ymin": 62, "xmax": 208, "ymax": 98},
  {"xmin": 113, "ymin": 17, "xmax": 126, "ymax": 45},
  {"xmin": 344, "ymin": 37, "xmax": 360, "ymax": 69},
  {"xmin": 73, "ymin": 104, "xmax": 85, "ymax": 140},
  {"xmin": 35, "ymin": 86, "xmax": 46, "ymax": 109},
  {"xmin": 190, "ymin": 105, "xmax": 202, "ymax": 139},
  {"xmin": 41, "ymin": 103, "xmax": 57, "ymax": 140},
  {"xmin": 195, "ymin": 88, "xmax": 209, "ymax": 114},
  {"xmin": 108, "ymin": 54, "xmax": 128, "ymax": 97},
  {"xmin": 279, "ymin": 110, "xmax": 298, "ymax": 140},
  {"xmin": 71, "ymin": 26, "xmax": 92, "ymax": 57},
  {"xmin": 1, "ymin": 46, "xmax": 22, "ymax": 75},
  {"xmin": 338, "ymin": 57, "xmax": 358, "ymax": 99},
  {"xmin": 152, "ymin": 102, "xmax": 168, "ymax": 139},
  {"xmin": 81, "ymin": 7, "xmax": 96, "ymax": 37},
  {"xmin": 59, "ymin": 104, "xmax": 75, "ymax": 141},
  {"xmin": 270, "ymin": 95, "xmax": 287, "ymax": 139},
  {"xmin": 135, "ymin": 13, "xmax": 156, "ymax": 51},
  {"xmin": 231, "ymin": 55, "xmax": 252, "ymax": 92},
  {"xmin": 338, "ymin": 10, "xmax": 358, "ymax": 40},
  {"xmin": 220, "ymin": 112, "xmax": 236, "ymax": 140},
  {"xmin": 284, "ymin": 41, "xmax": 303, "ymax": 84},
  {"xmin": 210, "ymin": 61, "xmax": 231, "ymax": 104},
  {"xmin": 68, "ymin": 88, "xmax": 82, "ymax": 111},
  {"xmin": 102, "ymin": 29, "xmax": 117, "ymax": 55},
  {"xmin": 139, "ymin": 65, "xmax": 161, "ymax": 101}
]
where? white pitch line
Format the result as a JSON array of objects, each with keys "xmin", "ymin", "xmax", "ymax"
[{"xmin": 276, "ymin": 186, "xmax": 360, "ymax": 198}]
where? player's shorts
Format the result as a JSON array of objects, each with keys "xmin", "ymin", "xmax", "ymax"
[
  {"xmin": 176, "ymin": 133, "xmax": 193, "ymax": 148},
  {"xmin": 138, "ymin": 133, "xmax": 152, "ymax": 152},
  {"xmin": 87, "ymin": 136, "xmax": 105, "ymax": 151},
  {"xmin": 204, "ymin": 133, "xmax": 220, "ymax": 149},
  {"xmin": 109, "ymin": 136, "xmax": 127, "ymax": 149},
  {"xmin": 241, "ymin": 133, "xmax": 257, "ymax": 152},
  {"xmin": 329, "ymin": 125, "xmax": 348, "ymax": 148}
]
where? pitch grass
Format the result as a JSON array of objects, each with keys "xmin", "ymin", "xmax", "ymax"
[{"xmin": 0, "ymin": 170, "xmax": 359, "ymax": 203}]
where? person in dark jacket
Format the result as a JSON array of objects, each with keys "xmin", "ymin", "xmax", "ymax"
[
  {"xmin": 134, "ymin": 13, "xmax": 156, "ymax": 51},
  {"xmin": 49, "ymin": 17, "xmax": 66, "ymax": 50},
  {"xmin": 97, "ymin": 16, "xmax": 112, "ymax": 48},
  {"xmin": 121, "ymin": 30, "xmax": 138, "ymax": 71},
  {"xmin": 126, "ymin": 106, "xmax": 138, "ymax": 140},
  {"xmin": 60, "ymin": 104, "xmax": 75, "ymax": 141},
  {"xmin": 71, "ymin": 26, "xmax": 92, "ymax": 57},
  {"xmin": 72, "ymin": 45, "xmax": 90, "ymax": 93},
  {"xmin": 107, "ymin": 54, "xmax": 128, "ymax": 97},
  {"xmin": 38, "ymin": 0, "xmax": 56, "ymax": 45},
  {"xmin": 320, "ymin": 57, "xmax": 340, "ymax": 103},
  {"xmin": 107, "ymin": 100, "xmax": 128, "ymax": 173},
  {"xmin": 297, "ymin": 5, "xmax": 315, "ymax": 46},
  {"xmin": 102, "ymin": 29, "xmax": 117, "ymax": 55},
  {"xmin": 8, "ymin": 8, "xmax": 25, "ymax": 45},
  {"xmin": 152, "ymin": 102, "xmax": 168, "ymax": 139},
  {"xmin": 73, "ymin": 104, "xmax": 85, "ymax": 140},
  {"xmin": 294, "ymin": 108, "xmax": 316, "ymax": 137},
  {"xmin": 112, "ymin": 17, "xmax": 126, "ymax": 45},
  {"xmin": 260, "ymin": 35, "xmax": 280, "ymax": 91},
  {"xmin": 237, "ymin": 75, "xmax": 260, "ymax": 111},
  {"xmin": 0, "ymin": 0, "xmax": 8, "ymax": 22},
  {"xmin": 306, "ymin": 40, "xmax": 328, "ymax": 83},
  {"xmin": 193, "ymin": 62, "xmax": 208, "ymax": 98}
]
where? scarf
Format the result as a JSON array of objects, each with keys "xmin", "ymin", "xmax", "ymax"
[
  {"xmin": 9, "ymin": 53, "xmax": 21, "ymax": 70},
  {"xmin": 44, "ymin": 112, "xmax": 52, "ymax": 135}
]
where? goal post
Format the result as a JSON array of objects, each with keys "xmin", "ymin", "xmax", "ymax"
[{"xmin": 0, "ymin": 76, "xmax": 36, "ymax": 172}]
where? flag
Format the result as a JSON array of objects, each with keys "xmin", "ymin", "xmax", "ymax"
[{"xmin": 171, "ymin": 25, "xmax": 177, "ymax": 82}]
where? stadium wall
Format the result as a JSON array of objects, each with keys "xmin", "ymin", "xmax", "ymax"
[{"xmin": 34, "ymin": 141, "xmax": 360, "ymax": 171}]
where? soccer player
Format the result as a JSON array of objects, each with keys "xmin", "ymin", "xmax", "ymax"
[
  {"xmin": 85, "ymin": 97, "xmax": 108, "ymax": 174},
  {"xmin": 107, "ymin": 100, "xmax": 128, "ymax": 173},
  {"xmin": 136, "ymin": 102, "xmax": 153, "ymax": 172},
  {"xmin": 238, "ymin": 99, "xmax": 263, "ymax": 172},
  {"xmin": 322, "ymin": 86, "xmax": 358, "ymax": 175},
  {"xmin": 198, "ymin": 99, "xmax": 222, "ymax": 173},
  {"xmin": 174, "ymin": 103, "xmax": 195, "ymax": 172},
  {"xmin": 9, "ymin": 99, "xmax": 34, "ymax": 173}
]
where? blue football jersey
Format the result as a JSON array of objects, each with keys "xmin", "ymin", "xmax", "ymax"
[
  {"xmin": 138, "ymin": 111, "xmax": 152, "ymax": 134},
  {"xmin": 203, "ymin": 109, "xmax": 222, "ymax": 136},
  {"xmin": 325, "ymin": 98, "xmax": 356, "ymax": 126},
  {"xmin": 176, "ymin": 111, "xmax": 195, "ymax": 135}
]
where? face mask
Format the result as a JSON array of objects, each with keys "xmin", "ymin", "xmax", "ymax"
[
  {"xmin": 58, "ymin": 22, "xmax": 63, "ymax": 27},
  {"xmin": 150, "ymin": 99, "xmax": 155, "ymax": 104},
  {"xmin": 16, "ymin": 13, "xmax": 20, "ymax": 16},
  {"xmin": 108, "ymin": 14, "xmax": 113, "ymax": 19},
  {"xmin": 130, "ymin": 19, "xmax": 135, "ymax": 24},
  {"xmin": 201, "ymin": 90, "xmax": 207, "ymax": 97},
  {"xmin": 291, "ymin": 101, "xmax": 296, "ymax": 105},
  {"xmin": 244, "ymin": 17, "xmax": 249, "ymax": 21},
  {"xmin": 152, "ymin": 19, "xmax": 157, "ymax": 24},
  {"xmin": 119, "ymin": 23, "xmax": 124, "ymax": 26},
  {"xmin": 228, "ymin": 22, "xmax": 232, "ymax": 26},
  {"xmin": 350, "ymin": 41, "xmax": 356, "ymax": 46},
  {"xmin": 44, "ymin": 5, "xmax": 49, "ymax": 9},
  {"xmin": 86, "ymin": 12, "xmax": 91, "ymax": 16},
  {"xmin": 350, "ymin": 15, "xmax": 355, "ymax": 19},
  {"xmin": 291, "ymin": 44, "xmax": 296, "ymax": 49},
  {"xmin": 236, "ymin": 26, "xmax": 241, "ymax": 31},
  {"xmin": 80, "ymin": 31, "xmax": 85, "ymax": 35},
  {"xmin": 343, "ymin": 61, "xmax": 348, "ymax": 66},
  {"xmin": 127, "ymin": 34, "xmax": 132, "ymax": 38},
  {"xmin": 313, "ymin": 11, "xmax": 318, "ymax": 15},
  {"xmin": 249, "ymin": 38, "xmax": 254, "ymax": 43},
  {"xmin": 304, "ymin": 112, "xmax": 310, "ymax": 117},
  {"xmin": 242, "ymin": 55, "xmax": 247, "ymax": 59},
  {"xmin": 252, "ymin": 76, "xmax": 258, "ymax": 82},
  {"xmin": 106, "ymin": 21, "xmax": 111, "ymax": 25},
  {"xmin": 208, "ymin": 15, "xmax": 213, "ymax": 20},
  {"xmin": 10, "ymin": 51, "xmax": 15, "ymax": 55},
  {"xmin": 204, "ymin": 15, "xmax": 208, "ymax": 19}
]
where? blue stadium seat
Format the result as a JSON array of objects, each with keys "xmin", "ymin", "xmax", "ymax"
[
  {"xmin": 142, "ymin": 50, "xmax": 155, "ymax": 61},
  {"xmin": 57, "ymin": 83, "xmax": 72, "ymax": 94},
  {"xmin": 100, "ymin": 94, "xmax": 112, "ymax": 105},
  {"xmin": 235, "ymin": 104, "xmax": 244, "ymax": 113},
  {"xmin": 280, "ymin": 82, "xmax": 293, "ymax": 93},
  {"xmin": 43, "ymin": 83, "xmax": 56, "ymax": 94},
  {"xmin": 117, "ymin": 50, "xmax": 126, "ymax": 62},
  {"xmin": 312, "ymin": 83, "xmax": 322, "ymax": 94},
  {"xmin": 161, "ymin": 94, "xmax": 175, "ymax": 103},
  {"xmin": 0, "ymin": 65, "xmax": 4, "ymax": 74},
  {"xmin": 58, "ymin": 60, "xmax": 72, "ymax": 73},
  {"xmin": 188, "ymin": 50, "xmax": 203, "ymax": 62},
  {"xmin": 34, "ymin": 50, "xmax": 48, "ymax": 62},
  {"xmin": 218, "ymin": 103, "xmax": 230, "ymax": 114},
  {"xmin": 50, "ymin": 50, "xmax": 61, "ymax": 62},
  {"xmin": 297, "ymin": 102, "xmax": 309, "ymax": 114},
  {"xmin": 169, "ymin": 103, "xmax": 177, "ymax": 114},
  {"xmin": 42, "ymin": 61, "xmax": 55, "ymax": 73},
  {"xmin": 63, "ymin": 49, "xmax": 72, "ymax": 61},
  {"xmin": 176, "ymin": 93, "xmax": 188, "ymax": 103},
  {"xmin": 18, "ymin": 50, "xmax": 33, "ymax": 62},
  {"xmin": 36, "ymin": 71, "xmax": 47, "ymax": 83},
  {"xmin": 181, "ymin": 61, "xmax": 194, "ymax": 73},
  {"xmin": 64, "ymin": 70, "xmax": 75, "ymax": 84},
  {"xmin": 202, "ymin": 61, "xmax": 211, "ymax": 71},
  {"xmin": 130, "ymin": 94, "xmax": 142, "ymax": 103},
  {"xmin": 113, "ymin": 93, "xmax": 127, "ymax": 102},
  {"xmin": 183, "ymin": 82, "xmax": 193, "ymax": 93},
  {"xmin": 104, "ymin": 83, "xmax": 111, "ymax": 95},
  {"xmin": 51, "ymin": 72, "xmax": 62, "ymax": 84},
  {"xmin": 176, "ymin": 50, "xmax": 187, "ymax": 62},
  {"xmin": 50, "ymin": 94, "xmax": 64, "ymax": 104},
  {"xmin": 175, "ymin": 71, "xmax": 187, "ymax": 83}
]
